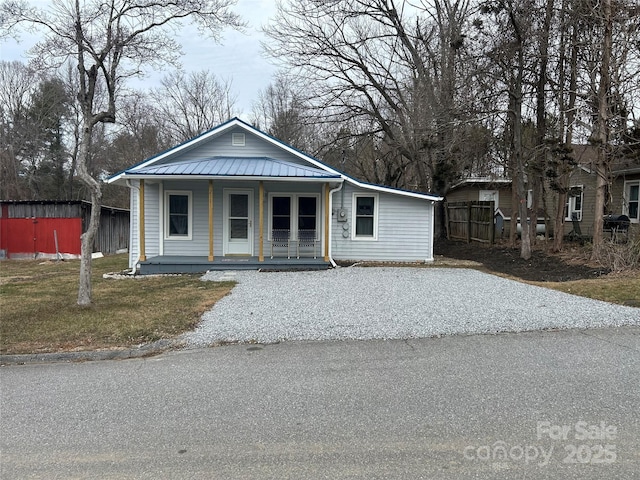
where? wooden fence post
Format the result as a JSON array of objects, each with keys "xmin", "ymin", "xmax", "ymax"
[{"xmin": 466, "ymin": 202, "xmax": 471, "ymax": 243}]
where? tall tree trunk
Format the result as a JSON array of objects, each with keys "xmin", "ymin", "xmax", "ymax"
[
  {"xmin": 510, "ymin": 179, "xmax": 518, "ymax": 247},
  {"xmin": 591, "ymin": 0, "xmax": 612, "ymax": 254},
  {"xmin": 511, "ymin": 26, "xmax": 531, "ymax": 260},
  {"xmin": 528, "ymin": 179, "xmax": 538, "ymax": 244},
  {"xmin": 535, "ymin": 0, "xmax": 554, "ymax": 247},
  {"xmin": 553, "ymin": 0, "xmax": 579, "ymax": 252},
  {"xmin": 76, "ymin": 122, "xmax": 102, "ymax": 306}
]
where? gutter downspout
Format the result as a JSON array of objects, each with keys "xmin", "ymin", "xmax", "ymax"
[
  {"xmin": 126, "ymin": 179, "xmax": 140, "ymax": 274},
  {"xmin": 328, "ymin": 180, "xmax": 344, "ymax": 268},
  {"xmin": 428, "ymin": 200, "xmax": 435, "ymax": 263}
]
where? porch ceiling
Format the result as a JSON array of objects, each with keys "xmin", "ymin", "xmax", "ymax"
[{"xmin": 126, "ymin": 156, "xmax": 342, "ymax": 182}]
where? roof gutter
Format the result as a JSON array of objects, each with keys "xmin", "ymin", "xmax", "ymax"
[{"xmin": 110, "ymin": 174, "xmax": 343, "ymax": 185}]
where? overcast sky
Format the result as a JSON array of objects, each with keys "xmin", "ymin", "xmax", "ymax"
[{"xmin": 0, "ymin": 0, "xmax": 280, "ymax": 119}]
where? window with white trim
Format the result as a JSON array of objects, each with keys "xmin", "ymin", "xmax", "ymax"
[
  {"xmin": 298, "ymin": 196, "xmax": 317, "ymax": 231},
  {"xmin": 271, "ymin": 196, "xmax": 291, "ymax": 231},
  {"xmin": 165, "ymin": 191, "xmax": 192, "ymax": 239},
  {"xmin": 353, "ymin": 193, "xmax": 378, "ymax": 239},
  {"xmin": 564, "ymin": 185, "xmax": 584, "ymax": 221},
  {"xmin": 269, "ymin": 194, "xmax": 320, "ymax": 239},
  {"xmin": 624, "ymin": 181, "xmax": 639, "ymax": 222}
]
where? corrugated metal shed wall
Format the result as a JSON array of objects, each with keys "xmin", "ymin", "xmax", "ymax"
[{"xmin": 0, "ymin": 201, "xmax": 129, "ymax": 255}]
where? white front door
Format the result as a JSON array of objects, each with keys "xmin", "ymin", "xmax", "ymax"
[{"xmin": 224, "ymin": 189, "xmax": 253, "ymax": 255}]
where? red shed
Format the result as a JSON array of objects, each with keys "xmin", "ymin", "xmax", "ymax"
[{"xmin": 0, "ymin": 200, "xmax": 129, "ymax": 260}]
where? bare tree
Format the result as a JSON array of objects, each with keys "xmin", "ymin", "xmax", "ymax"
[
  {"xmin": 478, "ymin": 0, "xmax": 536, "ymax": 259},
  {"xmin": 549, "ymin": 0, "xmax": 580, "ymax": 253},
  {"xmin": 264, "ymin": 0, "xmax": 477, "ymax": 195},
  {"xmin": 589, "ymin": 0, "xmax": 613, "ymax": 251},
  {"xmin": 2, "ymin": 0, "xmax": 242, "ymax": 306},
  {"xmin": 251, "ymin": 72, "xmax": 311, "ymax": 150},
  {"xmin": 151, "ymin": 69, "xmax": 237, "ymax": 143},
  {"xmin": 0, "ymin": 61, "xmax": 37, "ymax": 199}
]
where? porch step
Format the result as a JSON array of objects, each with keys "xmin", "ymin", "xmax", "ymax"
[{"xmin": 138, "ymin": 256, "xmax": 331, "ymax": 275}]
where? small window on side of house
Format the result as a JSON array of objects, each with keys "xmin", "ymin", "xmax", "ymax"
[
  {"xmin": 565, "ymin": 185, "xmax": 584, "ymax": 222},
  {"xmin": 353, "ymin": 194, "xmax": 378, "ymax": 240},
  {"xmin": 625, "ymin": 181, "xmax": 639, "ymax": 222},
  {"xmin": 165, "ymin": 191, "xmax": 192, "ymax": 239}
]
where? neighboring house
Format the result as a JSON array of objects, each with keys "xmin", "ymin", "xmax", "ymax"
[
  {"xmin": 549, "ymin": 145, "xmax": 639, "ymax": 238},
  {"xmin": 444, "ymin": 177, "xmax": 514, "ymax": 238},
  {"xmin": 0, "ymin": 200, "xmax": 129, "ymax": 259},
  {"xmin": 107, "ymin": 118, "xmax": 443, "ymax": 274},
  {"xmin": 445, "ymin": 146, "xmax": 640, "ymax": 240}
]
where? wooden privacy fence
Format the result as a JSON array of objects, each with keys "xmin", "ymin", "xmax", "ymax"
[{"xmin": 445, "ymin": 201, "xmax": 495, "ymax": 244}]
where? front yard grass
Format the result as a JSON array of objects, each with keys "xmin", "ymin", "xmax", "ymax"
[
  {"xmin": 1, "ymin": 255, "xmax": 637, "ymax": 356},
  {"xmin": 533, "ymin": 275, "xmax": 640, "ymax": 307},
  {"xmin": 0, "ymin": 255, "xmax": 234, "ymax": 355}
]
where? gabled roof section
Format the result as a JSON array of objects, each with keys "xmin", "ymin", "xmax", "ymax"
[
  {"xmin": 130, "ymin": 156, "xmax": 340, "ymax": 180},
  {"xmin": 107, "ymin": 117, "xmax": 442, "ymax": 201},
  {"xmin": 449, "ymin": 177, "xmax": 512, "ymax": 190}
]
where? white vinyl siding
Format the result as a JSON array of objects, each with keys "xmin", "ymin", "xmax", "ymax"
[
  {"xmin": 332, "ymin": 183, "xmax": 434, "ymax": 262},
  {"xmin": 165, "ymin": 191, "xmax": 192, "ymax": 239},
  {"xmin": 162, "ymin": 180, "xmax": 216, "ymax": 256},
  {"xmin": 128, "ymin": 180, "xmax": 160, "ymax": 268}
]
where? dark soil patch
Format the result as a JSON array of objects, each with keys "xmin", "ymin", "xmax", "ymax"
[{"xmin": 435, "ymin": 240, "xmax": 609, "ymax": 282}]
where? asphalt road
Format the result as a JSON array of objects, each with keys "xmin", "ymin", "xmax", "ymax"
[{"xmin": 1, "ymin": 327, "xmax": 639, "ymax": 479}]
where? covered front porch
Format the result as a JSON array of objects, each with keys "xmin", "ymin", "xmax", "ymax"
[
  {"xmin": 138, "ymin": 255, "xmax": 331, "ymax": 274},
  {"xmin": 129, "ymin": 156, "xmax": 343, "ymax": 274}
]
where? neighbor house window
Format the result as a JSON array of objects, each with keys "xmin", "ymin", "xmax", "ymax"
[
  {"xmin": 564, "ymin": 185, "xmax": 584, "ymax": 221},
  {"xmin": 353, "ymin": 193, "xmax": 378, "ymax": 239},
  {"xmin": 624, "ymin": 181, "xmax": 639, "ymax": 222},
  {"xmin": 165, "ymin": 191, "xmax": 192, "ymax": 239}
]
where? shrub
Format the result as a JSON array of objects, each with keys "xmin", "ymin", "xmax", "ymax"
[{"xmin": 592, "ymin": 230, "xmax": 640, "ymax": 272}]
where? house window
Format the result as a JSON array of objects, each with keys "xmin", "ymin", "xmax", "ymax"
[
  {"xmin": 269, "ymin": 194, "xmax": 320, "ymax": 239},
  {"xmin": 165, "ymin": 191, "xmax": 192, "ymax": 239},
  {"xmin": 565, "ymin": 185, "xmax": 584, "ymax": 221},
  {"xmin": 272, "ymin": 196, "xmax": 291, "ymax": 231},
  {"xmin": 353, "ymin": 193, "xmax": 378, "ymax": 239},
  {"xmin": 624, "ymin": 181, "xmax": 639, "ymax": 222},
  {"xmin": 298, "ymin": 197, "xmax": 317, "ymax": 232}
]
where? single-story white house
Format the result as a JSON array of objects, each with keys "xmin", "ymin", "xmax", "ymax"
[{"xmin": 107, "ymin": 118, "xmax": 442, "ymax": 273}]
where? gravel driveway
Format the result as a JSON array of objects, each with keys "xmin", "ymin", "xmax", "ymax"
[{"xmin": 182, "ymin": 267, "xmax": 639, "ymax": 346}]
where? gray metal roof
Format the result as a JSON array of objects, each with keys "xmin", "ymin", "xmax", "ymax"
[{"xmin": 131, "ymin": 156, "xmax": 341, "ymax": 179}]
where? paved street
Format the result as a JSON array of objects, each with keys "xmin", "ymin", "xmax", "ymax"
[{"xmin": 1, "ymin": 327, "xmax": 639, "ymax": 479}]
